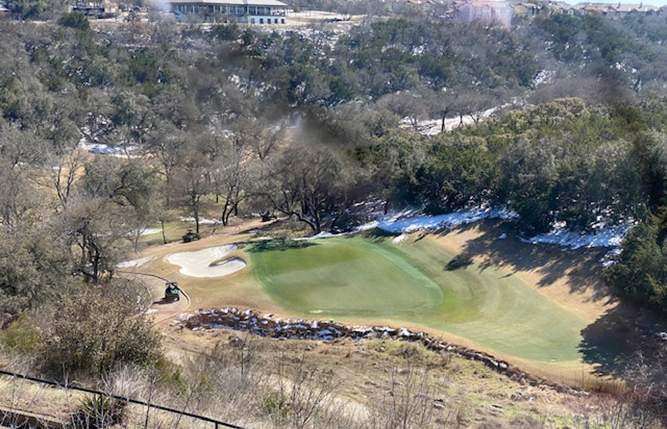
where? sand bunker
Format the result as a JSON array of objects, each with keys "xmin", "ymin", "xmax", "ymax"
[{"xmin": 167, "ymin": 245, "xmax": 247, "ymax": 278}]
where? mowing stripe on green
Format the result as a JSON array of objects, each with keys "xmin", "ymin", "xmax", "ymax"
[{"xmin": 249, "ymin": 236, "xmax": 591, "ymax": 363}]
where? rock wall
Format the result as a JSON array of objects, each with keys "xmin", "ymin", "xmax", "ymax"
[{"xmin": 181, "ymin": 307, "xmax": 581, "ymax": 395}]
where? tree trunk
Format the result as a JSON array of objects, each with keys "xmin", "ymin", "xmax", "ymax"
[
  {"xmin": 221, "ymin": 199, "xmax": 230, "ymax": 226},
  {"xmin": 165, "ymin": 175, "xmax": 171, "ymax": 209},
  {"xmin": 224, "ymin": 203, "xmax": 236, "ymax": 226},
  {"xmin": 161, "ymin": 219, "xmax": 167, "ymax": 244}
]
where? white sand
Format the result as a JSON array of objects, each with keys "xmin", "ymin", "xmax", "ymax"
[
  {"xmin": 167, "ymin": 245, "xmax": 247, "ymax": 278},
  {"xmin": 118, "ymin": 256, "xmax": 155, "ymax": 268}
]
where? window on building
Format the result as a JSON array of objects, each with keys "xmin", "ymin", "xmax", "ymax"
[
  {"xmin": 250, "ymin": 18, "xmax": 255, "ymax": 23},
  {"xmin": 281, "ymin": 18, "xmax": 285, "ymax": 23},
  {"xmin": 259, "ymin": 18, "xmax": 263, "ymax": 23},
  {"xmin": 249, "ymin": 6, "xmax": 256, "ymax": 15},
  {"xmin": 220, "ymin": 6, "xmax": 226, "ymax": 13}
]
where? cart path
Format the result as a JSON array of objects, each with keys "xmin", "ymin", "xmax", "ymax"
[{"xmin": 122, "ymin": 272, "xmax": 191, "ymax": 326}]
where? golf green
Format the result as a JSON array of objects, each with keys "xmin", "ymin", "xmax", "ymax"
[{"xmin": 248, "ymin": 236, "xmax": 589, "ymax": 363}]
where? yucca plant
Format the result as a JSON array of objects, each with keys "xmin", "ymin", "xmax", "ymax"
[{"xmin": 72, "ymin": 394, "xmax": 127, "ymax": 429}]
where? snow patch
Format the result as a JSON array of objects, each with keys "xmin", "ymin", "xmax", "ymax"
[
  {"xmin": 521, "ymin": 223, "xmax": 633, "ymax": 249},
  {"xmin": 179, "ymin": 217, "xmax": 220, "ymax": 225},
  {"xmin": 117, "ymin": 256, "xmax": 155, "ymax": 268},
  {"xmin": 393, "ymin": 234, "xmax": 408, "ymax": 244},
  {"xmin": 79, "ymin": 140, "xmax": 139, "ymax": 158},
  {"xmin": 366, "ymin": 207, "xmax": 518, "ymax": 234},
  {"xmin": 600, "ymin": 248, "xmax": 623, "ymax": 267},
  {"xmin": 139, "ymin": 228, "xmax": 161, "ymax": 236}
]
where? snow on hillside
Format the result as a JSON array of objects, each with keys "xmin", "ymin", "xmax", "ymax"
[
  {"xmin": 359, "ymin": 207, "xmax": 518, "ymax": 233},
  {"xmin": 520, "ymin": 222, "xmax": 634, "ymax": 249},
  {"xmin": 361, "ymin": 207, "xmax": 634, "ymax": 250}
]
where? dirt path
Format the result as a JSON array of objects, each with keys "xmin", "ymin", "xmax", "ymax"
[{"xmin": 122, "ymin": 272, "xmax": 190, "ymax": 326}]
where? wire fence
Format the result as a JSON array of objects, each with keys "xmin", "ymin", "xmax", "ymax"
[{"xmin": 0, "ymin": 369, "xmax": 247, "ymax": 429}]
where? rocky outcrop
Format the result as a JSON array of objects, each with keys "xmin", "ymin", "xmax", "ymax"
[{"xmin": 180, "ymin": 307, "xmax": 581, "ymax": 395}]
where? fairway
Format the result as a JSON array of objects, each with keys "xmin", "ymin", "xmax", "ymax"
[{"xmin": 249, "ymin": 236, "xmax": 590, "ymax": 364}]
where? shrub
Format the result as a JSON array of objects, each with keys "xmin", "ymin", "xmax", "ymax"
[
  {"xmin": 58, "ymin": 12, "xmax": 90, "ymax": 31},
  {"xmin": 262, "ymin": 393, "xmax": 289, "ymax": 420},
  {"xmin": 72, "ymin": 395, "xmax": 126, "ymax": 429},
  {"xmin": 40, "ymin": 281, "xmax": 161, "ymax": 378},
  {"xmin": 0, "ymin": 311, "xmax": 41, "ymax": 354}
]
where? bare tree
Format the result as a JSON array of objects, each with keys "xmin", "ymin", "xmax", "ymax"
[
  {"xmin": 212, "ymin": 141, "xmax": 251, "ymax": 226},
  {"xmin": 146, "ymin": 125, "xmax": 188, "ymax": 208},
  {"xmin": 177, "ymin": 147, "xmax": 210, "ymax": 235},
  {"xmin": 264, "ymin": 147, "xmax": 355, "ymax": 234},
  {"xmin": 378, "ymin": 91, "xmax": 427, "ymax": 132},
  {"xmin": 48, "ymin": 149, "xmax": 83, "ymax": 210}
]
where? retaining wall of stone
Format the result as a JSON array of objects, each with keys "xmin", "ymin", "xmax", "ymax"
[{"xmin": 180, "ymin": 307, "xmax": 581, "ymax": 395}]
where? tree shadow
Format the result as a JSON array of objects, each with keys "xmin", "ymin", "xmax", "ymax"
[
  {"xmin": 359, "ymin": 228, "xmax": 400, "ymax": 243},
  {"xmin": 436, "ymin": 219, "xmax": 614, "ymax": 303},
  {"xmin": 246, "ymin": 238, "xmax": 318, "ymax": 253},
  {"xmin": 579, "ymin": 303, "xmax": 667, "ymax": 376},
  {"xmin": 446, "ymin": 254, "xmax": 474, "ymax": 270}
]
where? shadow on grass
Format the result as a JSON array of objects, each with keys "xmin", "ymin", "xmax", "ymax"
[
  {"xmin": 435, "ymin": 220, "xmax": 614, "ymax": 303},
  {"xmin": 579, "ymin": 303, "xmax": 667, "ymax": 377},
  {"xmin": 357, "ymin": 228, "xmax": 399, "ymax": 243},
  {"xmin": 446, "ymin": 254, "xmax": 474, "ymax": 270},
  {"xmin": 246, "ymin": 238, "xmax": 318, "ymax": 253}
]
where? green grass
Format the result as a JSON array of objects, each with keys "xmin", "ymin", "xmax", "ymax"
[{"xmin": 248, "ymin": 236, "xmax": 590, "ymax": 364}]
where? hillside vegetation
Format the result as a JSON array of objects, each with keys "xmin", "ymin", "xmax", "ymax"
[{"xmin": 0, "ymin": 8, "xmax": 667, "ymax": 428}]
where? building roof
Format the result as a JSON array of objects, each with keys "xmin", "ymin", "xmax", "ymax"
[
  {"xmin": 613, "ymin": 3, "xmax": 657, "ymax": 11},
  {"xmin": 574, "ymin": 2, "xmax": 612, "ymax": 11},
  {"xmin": 455, "ymin": 0, "xmax": 511, "ymax": 9},
  {"xmin": 168, "ymin": 0, "xmax": 287, "ymax": 6}
]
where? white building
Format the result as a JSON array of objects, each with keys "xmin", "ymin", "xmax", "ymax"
[{"xmin": 169, "ymin": 0, "xmax": 288, "ymax": 24}]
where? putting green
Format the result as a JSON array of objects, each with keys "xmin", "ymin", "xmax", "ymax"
[{"xmin": 248, "ymin": 236, "xmax": 590, "ymax": 364}]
